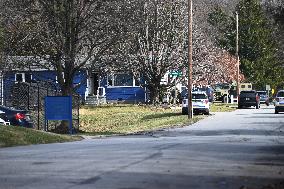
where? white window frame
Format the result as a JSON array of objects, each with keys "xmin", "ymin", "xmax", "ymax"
[
  {"xmin": 55, "ymin": 72, "xmax": 65, "ymax": 83},
  {"xmin": 107, "ymin": 73, "xmax": 139, "ymax": 88},
  {"xmin": 15, "ymin": 73, "xmax": 32, "ymax": 83}
]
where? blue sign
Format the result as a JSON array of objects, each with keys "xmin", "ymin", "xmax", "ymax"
[{"xmin": 45, "ymin": 96, "xmax": 73, "ymax": 134}]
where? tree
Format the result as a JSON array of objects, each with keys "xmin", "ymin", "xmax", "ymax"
[
  {"xmin": 263, "ymin": 0, "xmax": 284, "ymax": 69},
  {"xmin": 0, "ymin": 15, "xmax": 5, "ymax": 72},
  {"xmin": 1, "ymin": 0, "xmax": 132, "ymax": 132},
  {"xmin": 1, "ymin": 0, "xmax": 131, "ymax": 95},
  {"xmin": 110, "ymin": 0, "xmax": 244, "ymax": 101},
  {"xmin": 208, "ymin": 0, "xmax": 283, "ymax": 89},
  {"xmin": 110, "ymin": 0, "xmax": 187, "ymax": 103}
]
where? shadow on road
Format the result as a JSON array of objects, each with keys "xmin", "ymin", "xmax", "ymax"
[
  {"xmin": 149, "ymin": 129, "xmax": 284, "ymax": 137},
  {"xmin": 73, "ymin": 172, "xmax": 284, "ymax": 189},
  {"xmin": 249, "ymin": 115, "xmax": 284, "ymax": 118}
]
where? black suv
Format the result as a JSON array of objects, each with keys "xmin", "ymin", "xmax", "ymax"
[{"xmin": 238, "ymin": 90, "xmax": 260, "ymax": 109}]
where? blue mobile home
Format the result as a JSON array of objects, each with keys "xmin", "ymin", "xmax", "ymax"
[
  {"xmin": 1, "ymin": 69, "xmax": 87, "ymax": 104},
  {"xmin": 1, "ymin": 68, "xmax": 147, "ymax": 105},
  {"xmin": 0, "ymin": 56, "xmax": 148, "ymax": 105},
  {"xmin": 85, "ymin": 72, "xmax": 146, "ymax": 104}
]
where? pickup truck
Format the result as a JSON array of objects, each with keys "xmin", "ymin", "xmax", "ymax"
[{"xmin": 238, "ymin": 90, "xmax": 260, "ymax": 109}]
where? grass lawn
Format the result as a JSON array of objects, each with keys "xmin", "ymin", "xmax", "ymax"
[
  {"xmin": 0, "ymin": 125, "xmax": 82, "ymax": 148},
  {"xmin": 79, "ymin": 103, "xmax": 235, "ymax": 136},
  {"xmin": 210, "ymin": 103, "xmax": 237, "ymax": 112}
]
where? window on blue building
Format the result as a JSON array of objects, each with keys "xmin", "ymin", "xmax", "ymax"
[
  {"xmin": 15, "ymin": 73, "xmax": 32, "ymax": 83},
  {"xmin": 114, "ymin": 74, "xmax": 132, "ymax": 86},
  {"xmin": 108, "ymin": 73, "xmax": 138, "ymax": 87}
]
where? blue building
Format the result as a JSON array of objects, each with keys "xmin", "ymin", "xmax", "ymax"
[
  {"xmin": 85, "ymin": 71, "xmax": 146, "ymax": 104},
  {"xmin": 1, "ymin": 65, "xmax": 147, "ymax": 105}
]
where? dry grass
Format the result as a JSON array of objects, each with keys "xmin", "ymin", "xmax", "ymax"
[
  {"xmin": 79, "ymin": 105, "xmax": 203, "ymax": 135},
  {"xmin": 0, "ymin": 125, "xmax": 82, "ymax": 148},
  {"xmin": 210, "ymin": 103, "xmax": 237, "ymax": 112}
]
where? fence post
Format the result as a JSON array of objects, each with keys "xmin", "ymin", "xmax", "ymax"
[
  {"xmin": 37, "ymin": 85, "xmax": 40, "ymax": 130},
  {"xmin": 77, "ymin": 96, "xmax": 80, "ymax": 131},
  {"xmin": 27, "ymin": 85, "xmax": 30, "ymax": 110}
]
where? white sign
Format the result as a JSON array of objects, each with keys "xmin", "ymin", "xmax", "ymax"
[{"xmin": 266, "ymin": 85, "xmax": 271, "ymax": 90}]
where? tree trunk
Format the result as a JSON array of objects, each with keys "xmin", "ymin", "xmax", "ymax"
[
  {"xmin": 53, "ymin": 81, "xmax": 73, "ymax": 134},
  {"xmin": 148, "ymin": 85, "xmax": 160, "ymax": 105}
]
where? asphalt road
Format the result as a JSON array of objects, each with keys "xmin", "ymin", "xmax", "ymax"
[{"xmin": 0, "ymin": 105, "xmax": 283, "ymax": 189}]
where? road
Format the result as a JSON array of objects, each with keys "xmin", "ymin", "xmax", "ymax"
[{"xmin": 0, "ymin": 105, "xmax": 283, "ymax": 189}]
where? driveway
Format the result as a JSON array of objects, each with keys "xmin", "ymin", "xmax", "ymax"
[{"xmin": 0, "ymin": 105, "xmax": 283, "ymax": 189}]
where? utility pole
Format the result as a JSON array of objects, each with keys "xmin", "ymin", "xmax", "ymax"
[
  {"xmin": 236, "ymin": 12, "xmax": 240, "ymax": 98},
  {"xmin": 188, "ymin": 0, "xmax": 193, "ymax": 119},
  {"xmin": 174, "ymin": 76, "xmax": 177, "ymax": 110}
]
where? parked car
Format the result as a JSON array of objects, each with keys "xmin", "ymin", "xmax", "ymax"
[
  {"xmin": 182, "ymin": 91, "xmax": 210, "ymax": 115},
  {"xmin": 196, "ymin": 86, "xmax": 214, "ymax": 103},
  {"xmin": 257, "ymin": 91, "xmax": 269, "ymax": 105},
  {"xmin": 182, "ymin": 86, "xmax": 214, "ymax": 102},
  {"xmin": 0, "ymin": 106, "xmax": 33, "ymax": 128},
  {"xmin": 238, "ymin": 90, "xmax": 260, "ymax": 109},
  {"xmin": 274, "ymin": 90, "xmax": 284, "ymax": 114},
  {"xmin": 0, "ymin": 110, "xmax": 10, "ymax": 125}
]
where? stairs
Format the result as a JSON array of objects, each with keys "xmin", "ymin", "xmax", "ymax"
[{"xmin": 85, "ymin": 96, "xmax": 106, "ymax": 105}]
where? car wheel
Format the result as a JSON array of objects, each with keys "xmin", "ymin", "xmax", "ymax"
[
  {"xmin": 256, "ymin": 104, "xmax": 260, "ymax": 109},
  {"xmin": 238, "ymin": 105, "xmax": 242, "ymax": 109},
  {"xmin": 275, "ymin": 110, "xmax": 279, "ymax": 114},
  {"xmin": 204, "ymin": 110, "xmax": 210, "ymax": 115},
  {"xmin": 222, "ymin": 96, "xmax": 228, "ymax": 103}
]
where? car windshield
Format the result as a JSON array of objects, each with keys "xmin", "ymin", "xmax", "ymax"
[
  {"xmin": 192, "ymin": 94, "xmax": 207, "ymax": 99},
  {"xmin": 277, "ymin": 91, "xmax": 284, "ymax": 97},
  {"xmin": 214, "ymin": 84, "xmax": 230, "ymax": 90},
  {"xmin": 257, "ymin": 91, "xmax": 267, "ymax": 96}
]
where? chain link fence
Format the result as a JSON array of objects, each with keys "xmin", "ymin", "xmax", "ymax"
[{"xmin": 0, "ymin": 78, "xmax": 80, "ymax": 132}]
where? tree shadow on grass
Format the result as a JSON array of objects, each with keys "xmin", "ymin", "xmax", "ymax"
[
  {"xmin": 142, "ymin": 112, "xmax": 182, "ymax": 120},
  {"xmin": 83, "ymin": 105, "xmax": 131, "ymax": 110}
]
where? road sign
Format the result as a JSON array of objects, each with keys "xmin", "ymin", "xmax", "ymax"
[
  {"xmin": 169, "ymin": 71, "xmax": 182, "ymax": 77},
  {"xmin": 45, "ymin": 96, "xmax": 73, "ymax": 134}
]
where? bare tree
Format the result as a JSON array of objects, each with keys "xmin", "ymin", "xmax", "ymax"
[
  {"xmin": 1, "ymin": 0, "xmax": 130, "ymax": 95},
  {"xmin": 109, "ymin": 0, "xmax": 187, "ymax": 103},
  {"xmin": 107, "ymin": 0, "xmax": 243, "ymax": 103},
  {"xmin": 1, "ymin": 0, "xmax": 134, "ymax": 132}
]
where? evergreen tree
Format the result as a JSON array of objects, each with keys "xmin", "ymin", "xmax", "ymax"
[{"xmin": 209, "ymin": 0, "xmax": 283, "ymax": 89}]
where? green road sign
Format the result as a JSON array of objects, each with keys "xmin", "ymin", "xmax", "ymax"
[{"xmin": 169, "ymin": 72, "xmax": 182, "ymax": 77}]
